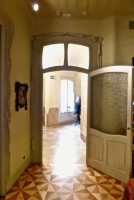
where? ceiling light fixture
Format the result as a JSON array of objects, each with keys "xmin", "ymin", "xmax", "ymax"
[{"xmin": 31, "ymin": 0, "xmax": 39, "ymax": 11}]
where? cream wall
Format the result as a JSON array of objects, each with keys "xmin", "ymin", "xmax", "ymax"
[
  {"xmin": 75, "ymin": 72, "xmax": 81, "ymax": 100},
  {"xmin": 116, "ymin": 15, "xmax": 134, "ymax": 66},
  {"xmin": 99, "ymin": 17, "xmax": 117, "ymax": 67},
  {"xmin": 32, "ymin": 18, "xmax": 99, "ymax": 36},
  {"xmin": 1, "ymin": 1, "xmax": 31, "ymax": 191},
  {"xmin": 99, "ymin": 15, "xmax": 134, "ymax": 67},
  {"xmin": 32, "ymin": 15, "xmax": 134, "ymax": 67},
  {"xmin": 43, "ymin": 72, "xmax": 60, "ymax": 118}
]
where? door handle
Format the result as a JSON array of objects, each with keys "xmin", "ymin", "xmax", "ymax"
[{"xmin": 127, "ymin": 127, "xmax": 130, "ymax": 130}]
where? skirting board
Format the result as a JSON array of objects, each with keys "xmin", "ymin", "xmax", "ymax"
[{"xmin": 6, "ymin": 155, "xmax": 31, "ymax": 193}]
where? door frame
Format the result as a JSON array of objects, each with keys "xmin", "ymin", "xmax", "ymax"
[
  {"xmin": 30, "ymin": 32, "xmax": 103, "ymax": 163},
  {"xmin": 0, "ymin": 9, "xmax": 14, "ymax": 196}
]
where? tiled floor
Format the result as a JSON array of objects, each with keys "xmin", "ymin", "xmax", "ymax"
[
  {"xmin": 4, "ymin": 124, "xmax": 125, "ymax": 200},
  {"xmin": 42, "ymin": 124, "xmax": 86, "ymax": 164}
]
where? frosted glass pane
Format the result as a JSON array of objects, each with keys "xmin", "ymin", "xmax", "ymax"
[
  {"xmin": 91, "ymin": 73, "xmax": 128, "ymax": 136},
  {"xmin": 68, "ymin": 44, "xmax": 89, "ymax": 69},
  {"xmin": 61, "ymin": 80, "xmax": 67, "ymax": 113},
  {"xmin": 42, "ymin": 44, "xmax": 64, "ymax": 69}
]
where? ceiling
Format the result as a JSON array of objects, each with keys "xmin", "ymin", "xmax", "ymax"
[{"xmin": 19, "ymin": 0, "xmax": 134, "ymax": 20}]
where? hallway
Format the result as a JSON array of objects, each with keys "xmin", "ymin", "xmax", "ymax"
[{"xmin": 5, "ymin": 124, "xmax": 125, "ymax": 200}]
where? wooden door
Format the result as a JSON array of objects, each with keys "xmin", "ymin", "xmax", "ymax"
[{"xmin": 86, "ymin": 66, "xmax": 133, "ymax": 183}]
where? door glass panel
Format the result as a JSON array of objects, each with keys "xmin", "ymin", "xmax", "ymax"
[
  {"xmin": 91, "ymin": 72, "xmax": 128, "ymax": 135},
  {"xmin": 42, "ymin": 44, "xmax": 64, "ymax": 69},
  {"xmin": 68, "ymin": 44, "xmax": 89, "ymax": 69}
]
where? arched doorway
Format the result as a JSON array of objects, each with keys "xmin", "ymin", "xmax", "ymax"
[{"xmin": 30, "ymin": 32, "xmax": 102, "ymax": 163}]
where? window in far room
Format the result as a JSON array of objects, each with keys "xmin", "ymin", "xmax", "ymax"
[{"xmin": 60, "ymin": 78, "xmax": 74, "ymax": 113}]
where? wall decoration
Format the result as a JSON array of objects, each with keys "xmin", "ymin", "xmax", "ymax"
[{"xmin": 15, "ymin": 82, "xmax": 28, "ymax": 111}]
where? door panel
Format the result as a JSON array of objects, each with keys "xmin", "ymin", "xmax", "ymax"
[{"xmin": 87, "ymin": 66, "xmax": 133, "ymax": 183}]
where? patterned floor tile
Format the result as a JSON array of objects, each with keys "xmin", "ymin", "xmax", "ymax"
[{"xmin": 4, "ymin": 124, "xmax": 126, "ymax": 200}]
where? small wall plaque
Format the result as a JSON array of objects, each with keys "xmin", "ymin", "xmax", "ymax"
[{"xmin": 50, "ymin": 75, "xmax": 56, "ymax": 80}]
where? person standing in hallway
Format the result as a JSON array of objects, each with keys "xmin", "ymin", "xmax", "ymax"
[{"xmin": 74, "ymin": 96, "xmax": 81, "ymax": 125}]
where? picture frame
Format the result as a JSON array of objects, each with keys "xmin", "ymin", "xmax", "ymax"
[{"xmin": 15, "ymin": 82, "xmax": 28, "ymax": 111}]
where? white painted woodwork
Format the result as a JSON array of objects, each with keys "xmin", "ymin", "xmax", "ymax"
[
  {"xmin": 80, "ymin": 73, "xmax": 88, "ymax": 141},
  {"xmin": 31, "ymin": 32, "xmax": 102, "ymax": 163},
  {"xmin": 86, "ymin": 66, "xmax": 133, "ymax": 183}
]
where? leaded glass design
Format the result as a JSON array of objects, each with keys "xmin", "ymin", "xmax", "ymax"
[
  {"xmin": 42, "ymin": 44, "xmax": 64, "ymax": 69},
  {"xmin": 68, "ymin": 44, "xmax": 89, "ymax": 69},
  {"xmin": 91, "ymin": 72, "xmax": 128, "ymax": 135}
]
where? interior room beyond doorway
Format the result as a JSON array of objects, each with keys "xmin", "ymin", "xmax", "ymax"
[
  {"xmin": 42, "ymin": 70, "xmax": 86, "ymax": 165},
  {"xmin": 42, "ymin": 71, "xmax": 82, "ymax": 127}
]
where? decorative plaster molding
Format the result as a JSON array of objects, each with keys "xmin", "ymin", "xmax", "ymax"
[
  {"xmin": 32, "ymin": 31, "xmax": 103, "ymax": 43},
  {"xmin": 0, "ymin": 7, "xmax": 14, "ymax": 195}
]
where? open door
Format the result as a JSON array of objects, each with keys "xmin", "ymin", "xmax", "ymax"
[{"xmin": 86, "ymin": 66, "xmax": 133, "ymax": 183}]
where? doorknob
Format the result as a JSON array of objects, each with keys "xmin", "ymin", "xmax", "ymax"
[{"xmin": 127, "ymin": 127, "xmax": 130, "ymax": 130}]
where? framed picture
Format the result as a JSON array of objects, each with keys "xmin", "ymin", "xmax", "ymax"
[{"xmin": 15, "ymin": 82, "xmax": 28, "ymax": 111}]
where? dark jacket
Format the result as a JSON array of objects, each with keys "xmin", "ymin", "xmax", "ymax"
[{"xmin": 74, "ymin": 101, "xmax": 81, "ymax": 114}]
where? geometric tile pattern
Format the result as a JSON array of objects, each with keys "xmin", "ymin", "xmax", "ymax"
[
  {"xmin": 5, "ymin": 163, "xmax": 125, "ymax": 200},
  {"xmin": 4, "ymin": 124, "xmax": 125, "ymax": 200}
]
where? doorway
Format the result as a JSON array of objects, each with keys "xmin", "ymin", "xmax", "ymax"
[
  {"xmin": 30, "ymin": 32, "xmax": 102, "ymax": 163},
  {"xmin": 31, "ymin": 32, "xmax": 133, "ymax": 184},
  {"xmin": 42, "ymin": 71, "xmax": 88, "ymax": 165}
]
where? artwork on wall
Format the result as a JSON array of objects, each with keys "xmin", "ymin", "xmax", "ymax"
[{"xmin": 15, "ymin": 82, "xmax": 28, "ymax": 111}]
